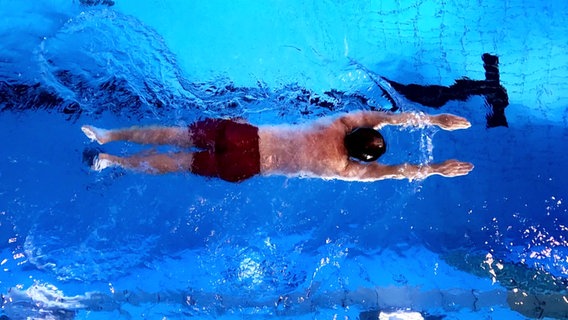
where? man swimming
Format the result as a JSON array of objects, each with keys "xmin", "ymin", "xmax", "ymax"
[{"xmin": 81, "ymin": 111, "xmax": 473, "ymax": 182}]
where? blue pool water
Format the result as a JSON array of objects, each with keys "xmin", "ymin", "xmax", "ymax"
[{"xmin": 1, "ymin": 0, "xmax": 567, "ymax": 319}]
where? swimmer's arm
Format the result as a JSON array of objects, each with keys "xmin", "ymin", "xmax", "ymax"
[
  {"xmin": 338, "ymin": 111, "xmax": 471, "ymax": 131},
  {"xmin": 341, "ymin": 160, "xmax": 474, "ymax": 181}
]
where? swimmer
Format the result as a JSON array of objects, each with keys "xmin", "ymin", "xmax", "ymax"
[{"xmin": 81, "ymin": 111, "xmax": 473, "ymax": 182}]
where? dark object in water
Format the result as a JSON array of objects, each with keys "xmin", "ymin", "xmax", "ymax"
[
  {"xmin": 82, "ymin": 147, "xmax": 102, "ymax": 167},
  {"xmin": 381, "ymin": 53, "xmax": 509, "ymax": 128}
]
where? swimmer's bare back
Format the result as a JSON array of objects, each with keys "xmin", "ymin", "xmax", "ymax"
[
  {"xmin": 258, "ymin": 111, "xmax": 473, "ymax": 181},
  {"xmin": 81, "ymin": 111, "xmax": 474, "ymax": 182}
]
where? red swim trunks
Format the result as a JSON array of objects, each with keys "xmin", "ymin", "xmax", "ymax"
[{"xmin": 189, "ymin": 119, "xmax": 260, "ymax": 182}]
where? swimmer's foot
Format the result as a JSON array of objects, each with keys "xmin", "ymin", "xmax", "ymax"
[
  {"xmin": 82, "ymin": 149, "xmax": 116, "ymax": 171},
  {"xmin": 81, "ymin": 125, "xmax": 110, "ymax": 145},
  {"xmin": 92, "ymin": 156, "xmax": 116, "ymax": 172}
]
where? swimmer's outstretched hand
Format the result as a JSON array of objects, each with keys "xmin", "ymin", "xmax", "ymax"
[
  {"xmin": 432, "ymin": 159, "xmax": 474, "ymax": 177},
  {"xmin": 431, "ymin": 114, "xmax": 471, "ymax": 131}
]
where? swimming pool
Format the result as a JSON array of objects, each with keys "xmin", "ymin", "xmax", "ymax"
[{"xmin": 1, "ymin": 0, "xmax": 567, "ymax": 319}]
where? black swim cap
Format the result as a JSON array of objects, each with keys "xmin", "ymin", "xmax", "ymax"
[{"xmin": 344, "ymin": 127, "xmax": 386, "ymax": 162}]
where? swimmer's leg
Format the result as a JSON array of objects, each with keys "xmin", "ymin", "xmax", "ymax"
[
  {"xmin": 92, "ymin": 152, "xmax": 194, "ymax": 174},
  {"xmin": 81, "ymin": 125, "xmax": 191, "ymax": 147}
]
